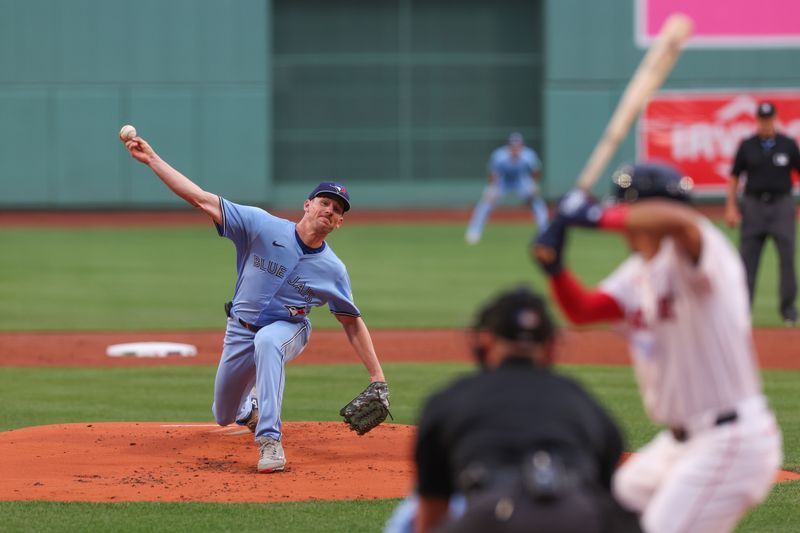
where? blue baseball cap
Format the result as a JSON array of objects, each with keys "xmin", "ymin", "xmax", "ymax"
[{"xmin": 308, "ymin": 181, "xmax": 351, "ymax": 212}]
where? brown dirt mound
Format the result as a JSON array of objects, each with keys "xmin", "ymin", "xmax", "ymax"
[
  {"xmin": 1, "ymin": 328, "xmax": 797, "ymax": 369},
  {"xmin": 1, "ymin": 422, "xmax": 794, "ymax": 505},
  {"xmin": 0, "ymin": 421, "xmax": 414, "ymax": 503}
]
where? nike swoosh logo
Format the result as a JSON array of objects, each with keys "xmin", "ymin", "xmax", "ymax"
[{"xmin": 272, "ymin": 241, "xmax": 285, "ymax": 248}]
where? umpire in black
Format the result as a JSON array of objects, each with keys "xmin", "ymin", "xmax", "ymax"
[
  {"xmin": 413, "ymin": 286, "xmax": 639, "ymax": 533},
  {"xmin": 726, "ymin": 101, "xmax": 800, "ymax": 325}
]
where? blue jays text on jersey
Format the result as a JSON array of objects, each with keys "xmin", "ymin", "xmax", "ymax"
[{"xmin": 216, "ymin": 198, "xmax": 360, "ymax": 325}]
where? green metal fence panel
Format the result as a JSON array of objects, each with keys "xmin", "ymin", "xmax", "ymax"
[
  {"xmin": 52, "ymin": 88, "xmax": 126, "ymax": 205},
  {"xmin": 543, "ymin": 0, "xmax": 800, "ymax": 199},
  {"xmin": 200, "ymin": 88, "xmax": 270, "ymax": 205},
  {"xmin": 0, "ymin": 88, "xmax": 52, "ymax": 203},
  {"xmin": 5, "ymin": 0, "xmax": 800, "ymax": 208},
  {"xmin": 272, "ymin": 0, "xmax": 544, "ymax": 205},
  {"xmin": 128, "ymin": 88, "xmax": 198, "ymax": 205},
  {"xmin": 0, "ymin": 0, "xmax": 269, "ymax": 208}
]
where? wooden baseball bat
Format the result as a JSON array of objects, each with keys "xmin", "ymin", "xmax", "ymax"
[{"xmin": 576, "ymin": 13, "xmax": 693, "ymax": 191}]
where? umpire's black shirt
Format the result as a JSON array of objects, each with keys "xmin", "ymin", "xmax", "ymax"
[
  {"xmin": 415, "ymin": 356, "xmax": 623, "ymax": 500},
  {"xmin": 731, "ymin": 133, "xmax": 800, "ymax": 195}
]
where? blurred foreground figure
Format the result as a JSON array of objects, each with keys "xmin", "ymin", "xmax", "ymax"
[
  {"xmin": 409, "ymin": 286, "xmax": 639, "ymax": 533},
  {"xmin": 534, "ymin": 162, "xmax": 783, "ymax": 533}
]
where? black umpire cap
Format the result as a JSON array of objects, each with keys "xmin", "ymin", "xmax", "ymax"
[
  {"xmin": 757, "ymin": 101, "xmax": 776, "ymax": 118},
  {"xmin": 473, "ymin": 286, "xmax": 555, "ymax": 344}
]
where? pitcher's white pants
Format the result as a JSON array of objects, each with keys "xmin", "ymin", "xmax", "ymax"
[{"xmin": 211, "ymin": 317, "xmax": 311, "ymax": 441}]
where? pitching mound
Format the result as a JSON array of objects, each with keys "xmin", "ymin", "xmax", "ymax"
[{"xmin": 0, "ymin": 421, "xmax": 414, "ymax": 503}]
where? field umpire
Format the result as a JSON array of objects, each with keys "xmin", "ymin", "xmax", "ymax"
[
  {"xmin": 413, "ymin": 286, "xmax": 639, "ymax": 533},
  {"xmin": 726, "ymin": 101, "xmax": 800, "ymax": 325}
]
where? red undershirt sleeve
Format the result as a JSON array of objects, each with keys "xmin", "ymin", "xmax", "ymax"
[{"xmin": 549, "ymin": 269, "xmax": 625, "ymax": 325}]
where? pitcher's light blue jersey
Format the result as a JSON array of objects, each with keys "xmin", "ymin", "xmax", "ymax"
[
  {"xmin": 488, "ymin": 146, "xmax": 540, "ymax": 187},
  {"xmin": 215, "ymin": 197, "xmax": 359, "ymax": 325}
]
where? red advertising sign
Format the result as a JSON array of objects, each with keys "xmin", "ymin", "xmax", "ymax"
[{"xmin": 640, "ymin": 91, "xmax": 800, "ymax": 194}]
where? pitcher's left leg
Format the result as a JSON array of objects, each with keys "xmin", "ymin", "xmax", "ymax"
[{"xmin": 252, "ymin": 319, "xmax": 311, "ymax": 440}]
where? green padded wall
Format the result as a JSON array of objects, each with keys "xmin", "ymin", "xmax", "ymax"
[
  {"xmin": 543, "ymin": 0, "xmax": 800, "ymax": 199},
  {"xmin": 0, "ymin": 0, "xmax": 269, "ymax": 208},
  {"xmin": 271, "ymin": 0, "xmax": 544, "ymax": 208},
  {"xmin": 6, "ymin": 0, "xmax": 798, "ymax": 208}
]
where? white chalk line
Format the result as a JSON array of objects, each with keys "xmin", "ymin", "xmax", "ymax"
[
  {"xmin": 160, "ymin": 424, "xmax": 219, "ymax": 427},
  {"xmin": 158, "ymin": 424, "xmax": 252, "ymax": 436},
  {"xmin": 222, "ymin": 429, "xmax": 252, "ymax": 436}
]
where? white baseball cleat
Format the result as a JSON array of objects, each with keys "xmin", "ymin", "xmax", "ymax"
[
  {"xmin": 235, "ymin": 396, "xmax": 259, "ymax": 433},
  {"xmin": 244, "ymin": 397, "xmax": 259, "ymax": 433},
  {"xmin": 257, "ymin": 437, "xmax": 286, "ymax": 473}
]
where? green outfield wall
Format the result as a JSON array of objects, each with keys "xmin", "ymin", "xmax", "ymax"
[
  {"xmin": 1, "ymin": 0, "xmax": 798, "ymax": 209},
  {"xmin": 544, "ymin": 0, "xmax": 800, "ymax": 198}
]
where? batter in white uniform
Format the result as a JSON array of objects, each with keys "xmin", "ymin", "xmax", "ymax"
[{"xmin": 533, "ymin": 162, "xmax": 783, "ymax": 533}]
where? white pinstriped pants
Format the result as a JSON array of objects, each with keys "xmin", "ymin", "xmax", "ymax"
[{"xmin": 613, "ymin": 396, "xmax": 782, "ymax": 533}]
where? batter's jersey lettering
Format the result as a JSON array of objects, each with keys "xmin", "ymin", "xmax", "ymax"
[
  {"xmin": 600, "ymin": 219, "xmax": 761, "ymax": 427},
  {"xmin": 488, "ymin": 146, "xmax": 540, "ymax": 186},
  {"xmin": 215, "ymin": 197, "xmax": 360, "ymax": 325}
]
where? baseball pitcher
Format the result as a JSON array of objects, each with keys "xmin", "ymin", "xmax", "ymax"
[{"xmin": 122, "ymin": 135, "xmax": 389, "ymax": 473}]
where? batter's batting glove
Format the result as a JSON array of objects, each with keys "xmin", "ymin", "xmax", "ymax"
[
  {"xmin": 555, "ymin": 189, "xmax": 605, "ymax": 228},
  {"xmin": 532, "ymin": 217, "xmax": 567, "ymax": 276}
]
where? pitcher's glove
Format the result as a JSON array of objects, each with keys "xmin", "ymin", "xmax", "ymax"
[{"xmin": 339, "ymin": 381, "xmax": 392, "ymax": 436}]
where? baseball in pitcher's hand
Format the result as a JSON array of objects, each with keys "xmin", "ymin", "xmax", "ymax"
[{"xmin": 125, "ymin": 137, "xmax": 157, "ymax": 165}]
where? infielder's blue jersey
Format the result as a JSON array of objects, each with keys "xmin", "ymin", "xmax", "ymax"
[
  {"xmin": 215, "ymin": 198, "xmax": 360, "ymax": 325},
  {"xmin": 488, "ymin": 146, "xmax": 540, "ymax": 186}
]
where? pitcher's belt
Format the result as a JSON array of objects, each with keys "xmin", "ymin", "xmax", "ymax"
[{"xmin": 224, "ymin": 301, "xmax": 264, "ymax": 333}]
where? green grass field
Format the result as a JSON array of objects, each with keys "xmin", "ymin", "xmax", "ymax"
[
  {"xmin": 1, "ymin": 222, "xmax": 798, "ymax": 532},
  {"xmin": 0, "ymin": 363, "xmax": 798, "ymax": 532},
  {"xmin": 0, "ymin": 222, "xmax": 794, "ymax": 330}
]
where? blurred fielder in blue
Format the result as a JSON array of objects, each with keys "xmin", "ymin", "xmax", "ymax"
[{"xmin": 466, "ymin": 133, "xmax": 549, "ymax": 244}]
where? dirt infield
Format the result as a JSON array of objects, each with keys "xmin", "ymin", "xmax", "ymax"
[
  {"xmin": 2, "ymin": 208, "xmax": 796, "ymax": 506},
  {"xmin": 1, "ymin": 326, "xmax": 796, "ymax": 503},
  {"xmin": 1, "ymin": 327, "xmax": 797, "ymax": 369},
  {"xmin": 0, "ymin": 422, "xmax": 414, "ymax": 503},
  {"xmin": 1, "ymin": 421, "xmax": 795, "ymax": 504},
  {"xmin": 0, "ymin": 205, "xmax": 729, "ymax": 227}
]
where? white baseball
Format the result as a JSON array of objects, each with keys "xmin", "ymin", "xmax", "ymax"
[{"xmin": 119, "ymin": 124, "xmax": 137, "ymax": 141}]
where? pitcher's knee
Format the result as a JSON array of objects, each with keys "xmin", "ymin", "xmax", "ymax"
[
  {"xmin": 212, "ymin": 402, "xmax": 237, "ymax": 426},
  {"xmin": 254, "ymin": 337, "xmax": 285, "ymax": 363}
]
